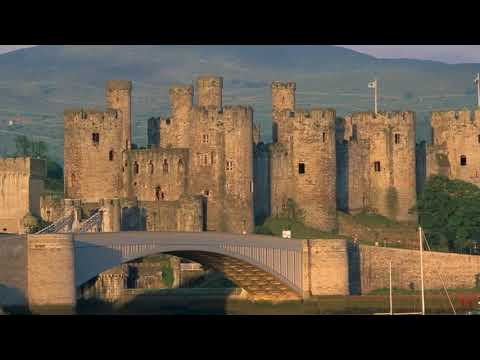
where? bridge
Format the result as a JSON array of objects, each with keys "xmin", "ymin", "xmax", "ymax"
[{"xmin": 4, "ymin": 231, "xmax": 351, "ymax": 310}]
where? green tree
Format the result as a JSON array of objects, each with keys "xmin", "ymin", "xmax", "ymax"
[
  {"xmin": 14, "ymin": 135, "xmax": 31, "ymax": 156},
  {"xmin": 415, "ymin": 175, "xmax": 480, "ymax": 253}
]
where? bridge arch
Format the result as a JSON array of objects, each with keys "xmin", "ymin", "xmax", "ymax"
[{"xmin": 74, "ymin": 232, "xmax": 306, "ymax": 300}]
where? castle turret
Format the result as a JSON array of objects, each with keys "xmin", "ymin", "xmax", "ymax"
[
  {"xmin": 105, "ymin": 80, "xmax": 132, "ymax": 151},
  {"xmin": 196, "ymin": 75, "xmax": 223, "ymax": 108},
  {"xmin": 168, "ymin": 85, "xmax": 194, "ymax": 148},
  {"xmin": 271, "ymin": 81, "xmax": 296, "ymax": 143}
]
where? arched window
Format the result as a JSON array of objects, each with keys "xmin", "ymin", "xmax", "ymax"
[
  {"xmin": 109, "ymin": 150, "xmax": 114, "ymax": 161},
  {"xmin": 134, "ymin": 162, "xmax": 139, "ymax": 175},
  {"xmin": 155, "ymin": 186, "xmax": 161, "ymax": 201},
  {"xmin": 92, "ymin": 133, "xmax": 100, "ymax": 145},
  {"xmin": 460, "ymin": 155, "xmax": 467, "ymax": 166},
  {"xmin": 163, "ymin": 159, "xmax": 169, "ymax": 173}
]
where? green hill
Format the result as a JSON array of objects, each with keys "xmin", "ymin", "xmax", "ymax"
[{"xmin": 0, "ymin": 45, "xmax": 479, "ymax": 164}]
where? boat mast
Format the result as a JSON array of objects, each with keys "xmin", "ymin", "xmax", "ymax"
[{"xmin": 419, "ymin": 226, "xmax": 426, "ymax": 315}]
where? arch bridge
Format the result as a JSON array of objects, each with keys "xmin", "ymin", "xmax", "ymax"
[{"xmin": 25, "ymin": 232, "xmax": 351, "ymax": 309}]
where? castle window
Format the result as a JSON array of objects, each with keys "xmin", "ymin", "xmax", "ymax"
[
  {"xmin": 394, "ymin": 134, "xmax": 401, "ymax": 144},
  {"xmin": 155, "ymin": 186, "xmax": 164, "ymax": 201},
  {"xmin": 148, "ymin": 161, "xmax": 154, "ymax": 174},
  {"xmin": 163, "ymin": 159, "xmax": 169, "ymax": 173},
  {"xmin": 322, "ymin": 132, "xmax": 326, "ymax": 142},
  {"xmin": 478, "ymin": 135, "xmax": 480, "ymax": 143},
  {"xmin": 178, "ymin": 159, "xmax": 185, "ymax": 173},
  {"xmin": 203, "ymin": 134, "xmax": 209, "ymax": 143},
  {"xmin": 109, "ymin": 150, "xmax": 114, "ymax": 161},
  {"xmin": 298, "ymin": 163, "xmax": 305, "ymax": 174},
  {"xmin": 134, "ymin": 162, "xmax": 139, "ymax": 175},
  {"xmin": 226, "ymin": 160, "xmax": 234, "ymax": 171},
  {"xmin": 166, "ymin": 119, "xmax": 171, "ymax": 125},
  {"xmin": 374, "ymin": 161, "xmax": 381, "ymax": 172},
  {"xmin": 460, "ymin": 155, "xmax": 467, "ymax": 166},
  {"xmin": 203, "ymin": 154, "xmax": 209, "ymax": 166},
  {"xmin": 204, "ymin": 190, "xmax": 210, "ymax": 197},
  {"xmin": 92, "ymin": 133, "xmax": 100, "ymax": 145}
]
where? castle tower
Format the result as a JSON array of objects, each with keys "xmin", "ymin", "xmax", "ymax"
[
  {"xmin": 342, "ymin": 111, "xmax": 417, "ymax": 222},
  {"xmin": 291, "ymin": 109, "xmax": 337, "ymax": 231},
  {"xmin": 271, "ymin": 81, "xmax": 296, "ymax": 143},
  {"xmin": 64, "ymin": 109, "xmax": 124, "ymax": 202},
  {"xmin": 427, "ymin": 109, "xmax": 480, "ymax": 187},
  {"xmin": 223, "ymin": 106, "xmax": 255, "ymax": 234},
  {"xmin": 168, "ymin": 85, "xmax": 194, "ymax": 148},
  {"xmin": 196, "ymin": 75, "xmax": 223, "ymax": 108},
  {"xmin": 105, "ymin": 80, "xmax": 132, "ymax": 151}
]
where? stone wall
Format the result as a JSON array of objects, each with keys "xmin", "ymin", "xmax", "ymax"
[
  {"xmin": 40, "ymin": 194, "xmax": 64, "ymax": 223},
  {"xmin": 0, "ymin": 235, "xmax": 27, "ymax": 306},
  {"xmin": 0, "ymin": 157, "xmax": 46, "ymax": 234},
  {"xmin": 128, "ymin": 148, "xmax": 189, "ymax": 202},
  {"xmin": 303, "ymin": 239, "xmax": 350, "ymax": 296},
  {"xmin": 357, "ymin": 245, "xmax": 480, "ymax": 294},
  {"xmin": 26, "ymin": 234, "xmax": 75, "ymax": 308}
]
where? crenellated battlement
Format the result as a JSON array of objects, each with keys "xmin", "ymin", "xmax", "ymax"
[
  {"xmin": 106, "ymin": 80, "xmax": 132, "ymax": 91},
  {"xmin": 431, "ymin": 109, "xmax": 480, "ymax": 128},
  {"xmin": 0, "ymin": 157, "xmax": 46, "ymax": 178},
  {"xmin": 196, "ymin": 75, "xmax": 223, "ymax": 88},
  {"xmin": 346, "ymin": 111, "xmax": 415, "ymax": 128},
  {"xmin": 169, "ymin": 84, "xmax": 194, "ymax": 96},
  {"xmin": 271, "ymin": 81, "xmax": 296, "ymax": 90},
  {"xmin": 64, "ymin": 108, "xmax": 121, "ymax": 122}
]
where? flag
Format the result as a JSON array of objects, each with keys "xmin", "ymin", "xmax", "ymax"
[
  {"xmin": 475, "ymin": 74, "xmax": 480, "ymax": 84},
  {"xmin": 368, "ymin": 80, "xmax": 377, "ymax": 88}
]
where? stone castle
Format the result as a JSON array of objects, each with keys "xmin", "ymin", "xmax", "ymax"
[{"xmin": 1, "ymin": 76, "xmax": 479, "ymax": 235}]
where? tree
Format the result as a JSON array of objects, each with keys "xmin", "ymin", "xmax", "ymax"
[
  {"xmin": 415, "ymin": 175, "xmax": 480, "ymax": 253},
  {"xmin": 14, "ymin": 135, "xmax": 31, "ymax": 156}
]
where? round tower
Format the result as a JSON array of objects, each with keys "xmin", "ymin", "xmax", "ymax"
[
  {"xmin": 292, "ymin": 109, "xmax": 337, "ymax": 232},
  {"xmin": 105, "ymin": 80, "xmax": 132, "ymax": 150},
  {"xmin": 271, "ymin": 81, "xmax": 296, "ymax": 143},
  {"xmin": 196, "ymin": 75, "xmax": 223, "ymax": 108},
  {"xmin": 169, "ymin": 85, "xmax": 194, "ymax": 148}
]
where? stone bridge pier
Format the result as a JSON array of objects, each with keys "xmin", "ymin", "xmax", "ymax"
[{"xmin": 25, "ymin": 233, "xmax": 352, "ymax": 311}]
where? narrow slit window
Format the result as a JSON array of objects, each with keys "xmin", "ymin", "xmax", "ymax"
[
  {"xmin": 394, "ymin": 133, "xmax": 401, "ymax": 144},
  {"xmin": 92, "ymin": 133, "xmax": 100, "ymax": 145},
  {"xmin": 226, "ymin": 160, "xmax": 234, "ymax": 171},
  {"xmin": 298, "ymin": 163, "xmax": 305, "ymax": 174},
  {"xmin": 134, "ymin": 162, "xmax": 139, "ymax": 175},
  {"xmin": 374, "ymin": 161, "xmax": 381, "ymax": 172},
  {"xmin": 163, "ymin": 159, "xmax": 169, "ymax": 173},
  {"xmin": 203, "ymin": 134, "xmax": 209, "ymax": 143},
  {"xmin": 322, "ymin": 132, "xmax": 326, "ymax": 142},
  {"xmin": 109, "ymin": 150, "xmax": 114, "ymax": 161},
  {"xmin": 460, "ymin": 155, "xmax": 467, "ymax": 166}
]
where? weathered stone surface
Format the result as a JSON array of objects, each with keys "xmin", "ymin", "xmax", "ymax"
[{"xmin": 0, "ymin": 157, "xmax": 46, "ymax": 234}]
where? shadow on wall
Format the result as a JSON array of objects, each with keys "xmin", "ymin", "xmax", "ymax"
[
  {"xmin": 336, "ymin": 140, "xmax": 349, "ymax": 212},
  {"xmin": 347, "ymin": 242, "xmax": 362, "ymax": 295},
  {"xmin": 0, "ymin": 284, "xmax": 30, "ymax": 314},
  {"xmin": 121, "ymin": 207, "xmax": 147, "ymax": 231},
  {"xmin": 75, "ymin": 241, "xmax": 124, "ymax": 287}
]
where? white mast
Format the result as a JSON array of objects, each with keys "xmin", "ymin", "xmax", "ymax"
[
  {"xmin": 389, "ymin": 260, "xmax": 393, "ymax": 315},
  {"xmin": 419, "ymin": 226, "xmax": 426, "ymax": 315}
]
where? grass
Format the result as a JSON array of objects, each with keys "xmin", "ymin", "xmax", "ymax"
[
  {"xmin": 352, "ymin": 212, "xmax": 398, "ymax": 228},
  {"xmin": 256, "ymin": 216, "xmax": 348, "ymax": 239}
]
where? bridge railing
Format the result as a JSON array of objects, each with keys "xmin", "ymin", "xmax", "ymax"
[
  {"xmin": 35, "ymin": 213, "xmax": 74, "ymax": 234},
  {"xmin": 78, "ymin": 211, "xmax": 102, "ymax": 233}
]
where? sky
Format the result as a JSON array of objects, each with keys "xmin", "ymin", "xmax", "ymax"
[{"xmin": 1, "ymin": 45, "xmax": 480, "ymax": 64}]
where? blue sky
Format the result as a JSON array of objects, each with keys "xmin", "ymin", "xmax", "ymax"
[{"xmin": 1, "ymin": 45, "xmax": 480, "ymax": 64}]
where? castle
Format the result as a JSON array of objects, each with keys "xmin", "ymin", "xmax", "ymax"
[
  {"xmin": 63, "ymin": 76, "xmax": 253, "ymax": 234},
  {"xmin": 2, "ymin": 75, "xmax": 479, "ymax": 236}
]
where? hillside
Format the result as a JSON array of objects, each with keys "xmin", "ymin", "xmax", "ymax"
[{"xmin": 0, "ymin": 45, "xmax": 479, "ymax": 164}]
